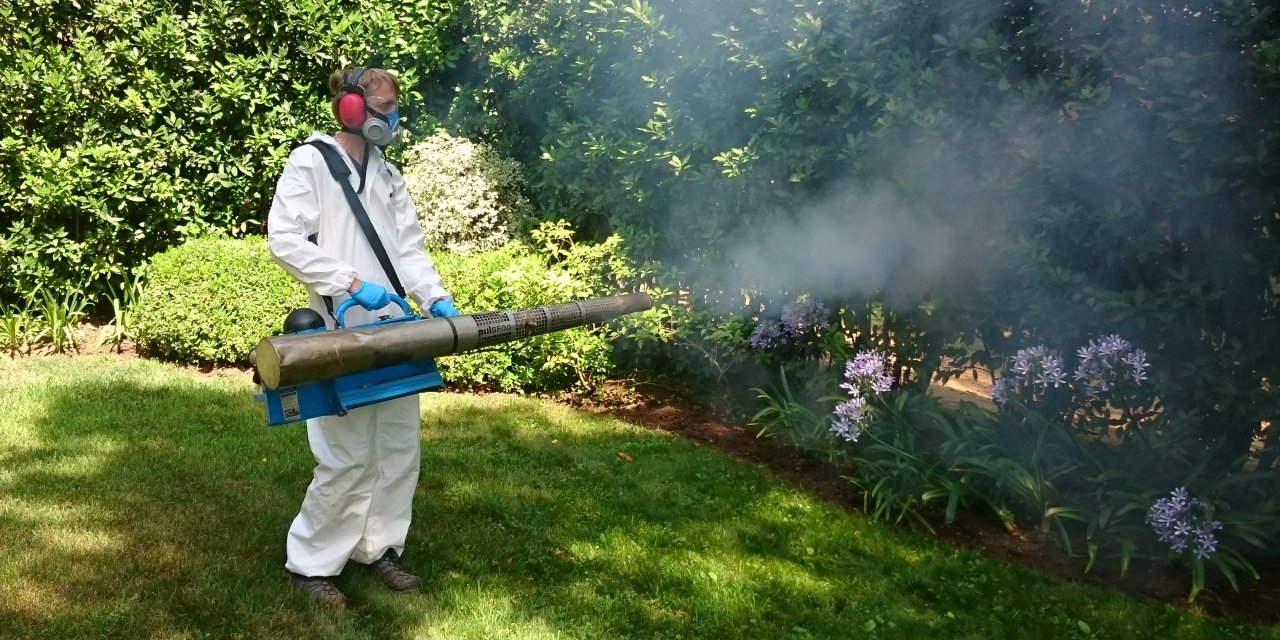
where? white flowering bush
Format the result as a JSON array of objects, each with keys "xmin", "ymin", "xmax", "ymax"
[{"xmin": 402, "ymin": 130, "xmax": 532, "ymax": 254}]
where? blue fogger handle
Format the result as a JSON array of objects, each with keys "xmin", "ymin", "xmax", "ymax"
[{"xmin": 335, "ymin": 294, "xmax": 413, "ymax": 328}]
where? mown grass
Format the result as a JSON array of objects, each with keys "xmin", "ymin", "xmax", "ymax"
[{"xmin": 0, "ymin": 355, "xmax": 1274, "ymax": 639}]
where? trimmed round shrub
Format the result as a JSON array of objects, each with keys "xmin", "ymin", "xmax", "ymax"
[
  {"xmin": 135, "ymin": 236, "xmax": 308, "ymax": 364},
  {"xmin": 433, "ymin": 224, "xmax": 636, "ymax": 392},
  {"xmin": 402, "ymin": 130, "xmax": 532, "ymax": 255}
]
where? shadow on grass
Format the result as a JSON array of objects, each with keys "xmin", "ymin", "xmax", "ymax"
[
  {"xmin": 0, "ymin": 357, "xmax": 332, "ymax": 638},
  {"xmin": 0, "ymin": 357, "xmax": 1261, "ymax": 639}
]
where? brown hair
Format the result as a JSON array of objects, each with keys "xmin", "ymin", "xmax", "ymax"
[{"xmin": 328, "ymin": 67, "xmax": 400, "ymax": 123}]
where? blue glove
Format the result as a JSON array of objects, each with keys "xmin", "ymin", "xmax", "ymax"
[
  {"xmin": 429, "ymin": 298, "xmax": 461, "ymax": 318},
  {"xmin": 349, "ymin": 280, "xmax": 391, "ymax": 311}
]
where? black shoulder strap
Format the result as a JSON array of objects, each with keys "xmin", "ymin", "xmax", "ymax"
[{"xmin": 305, "ymin": 140, "xmax": 407, "ymax": 302}]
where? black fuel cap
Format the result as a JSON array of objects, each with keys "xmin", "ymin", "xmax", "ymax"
[{"xmin": 283, "ymin": 308, "xmax": 327, "ymax": 334}]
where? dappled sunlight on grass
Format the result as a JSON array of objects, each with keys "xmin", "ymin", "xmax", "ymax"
[
  {"xmin": 412, "ymin": 583, "xmax": 572, "ymax": 640},
  {"xmin": 0, "ymin": 576, "xmax": 72, "ymax": 623},
  {"xmin": 0, "ymin": 357, "xmax": 316, "ymax": 637},
  {"xmin": 413, "ymin": 391, "xmax": 1264, "ymax": 638},
  {"xmin": 570, "ymin": 527, "xmax": 842, "ymax": 626},
  {"xmin": 0, "ymin": 356, "xmax": 1272, "ymax": 639},
  {"xmin": 38, "ymin": 527, "xmax": 125, "ymax": 557}
]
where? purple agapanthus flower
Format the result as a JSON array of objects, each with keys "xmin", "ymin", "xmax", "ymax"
[
  {"xmin": 1074, "ymin": 334, "xmax": 1149, "ymax": 395},
  {"xmin": 990, "ymin": 377, "xmax": 1013, "ymax": 405},
  {"xmin": 780, "ymin": 297, "xmax": 829, "ymax": 339},
  {"xmin": 831, "ymin": 396, "xmax": 867, "ymax": 442},
  {"xmin": 1147, "ymin": 487, "xmax": 1222, "ymax": 560},
  {"xmin": 749, "ymin": 295, "xmax": 830, "ymax": 350},
  {"xmin": 829, "ymin": 349, "xmax": 894, "ymax": 442},
  {"xmin": 841, "ymin": 350, "xmax": 894, "ymax": 395},
  {"xmin": 991, "ymin": 345, "xmax": 1067, "ymax": 405},
  {"xmin": 749, "ymin": 321, "xmax": 784, "ymax": 350}
]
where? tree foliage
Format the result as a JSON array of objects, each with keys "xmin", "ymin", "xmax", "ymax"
[
  {"xmin": 439, "ymin": 0, "xmax": 1280, "ymax": 461},
  {"xmin": 0, "ymin": 0, "xmax": 465, "ymax": 306}
]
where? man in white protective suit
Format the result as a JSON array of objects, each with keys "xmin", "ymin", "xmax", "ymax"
[{"xmin": 266, "ymin": 66, "xmax": 462, "ymax": 607}]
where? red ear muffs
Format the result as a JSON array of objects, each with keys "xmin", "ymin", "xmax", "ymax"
[
  {"xmin": 338, "ymin": 91, "xmax": 366, "ymax": 128},
  {"xmin": 337, "ymin": 68, "xmax": 366, "ymax": 129}
]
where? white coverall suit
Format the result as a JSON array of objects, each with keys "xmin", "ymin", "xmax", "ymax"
[{"xmin": 267, "ymin": 132, "xmax": 451, "ymax": 577}]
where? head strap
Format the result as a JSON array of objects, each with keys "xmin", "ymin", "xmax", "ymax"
[{"xmin": 340, "ymin": 68, "xmax": 365, "ymax": 96}]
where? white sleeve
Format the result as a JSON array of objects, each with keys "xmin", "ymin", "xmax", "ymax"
[
  {"xmin": 388, "ymin": 166, "xmax": 451, "ymax": 307},
  {"xmin": 266, "ymin": 147, "xmax": 358, "ymax": 297}
]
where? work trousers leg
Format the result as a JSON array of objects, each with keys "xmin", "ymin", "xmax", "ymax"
[{"xmin": 284, "ymin": 395, "xmax": 422, "ymax": 577}]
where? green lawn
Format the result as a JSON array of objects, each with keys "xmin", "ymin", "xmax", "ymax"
[{"xmin": 0, "ymin": 355, "xmax": 1273, "ymax": 639}]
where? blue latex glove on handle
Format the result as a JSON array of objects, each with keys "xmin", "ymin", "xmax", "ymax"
[
  {"xmin": 349, "ymin": 280, "xmax": 391, "ymax": 311},
  {"xmin": 429, "ymin": 298, "xmax": 461, "ymax": 318}
]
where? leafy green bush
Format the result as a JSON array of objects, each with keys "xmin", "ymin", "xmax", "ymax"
[
  {"xmin": 134, "ymin": 236, "xmax": 307, "ymax": 364},
  {"xmin": 433, "ymin": 221, "xmax": 664, "ymax": 393},
  {"xmin": 1, "ymin": 0, "xmax": 465, "ymax": 306},
  {"xmin": 402, "ymin": 129, "xmax": 532, "ymax": 254}
]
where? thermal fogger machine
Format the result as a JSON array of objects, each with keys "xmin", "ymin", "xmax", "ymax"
[{"xmin": 251, "ymin": 292, "xmax": 653, "ymax": 426}]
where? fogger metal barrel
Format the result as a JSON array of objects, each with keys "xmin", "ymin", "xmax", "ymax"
[{"xmin": 253, "ymin": 292, "xmax": 653, "ymax": 390}]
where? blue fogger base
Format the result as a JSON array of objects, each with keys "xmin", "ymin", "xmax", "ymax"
[{"xmin": 254, "ymin": 297, "xmax": 444, "ymax": 426}]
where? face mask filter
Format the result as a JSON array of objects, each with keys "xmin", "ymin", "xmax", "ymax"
[{"xmin": 361, "ymin": 108, "xmax": 401, "ymax": 148}]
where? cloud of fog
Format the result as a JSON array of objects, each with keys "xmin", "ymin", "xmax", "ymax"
[
  {"xmin": 725, "ymin": 179, "xmax": 959, "ymax": 307},
  {"xmin": 650, "ymin": 2, "xmax": 1256, "ymax": 315}
]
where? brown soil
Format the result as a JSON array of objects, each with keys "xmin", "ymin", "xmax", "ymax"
[{"xmin": 57, "ymin": 325, "xmax": 1280, "ymax": 624}]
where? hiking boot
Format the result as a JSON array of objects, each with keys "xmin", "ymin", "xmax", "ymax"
[
  {"xmin": 288, "ymin": 571, "xmax": 347, "ymax": 606},
  {"xmin": 370, "ymin": 549, "xmax": 422, "ymax": 591}
]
